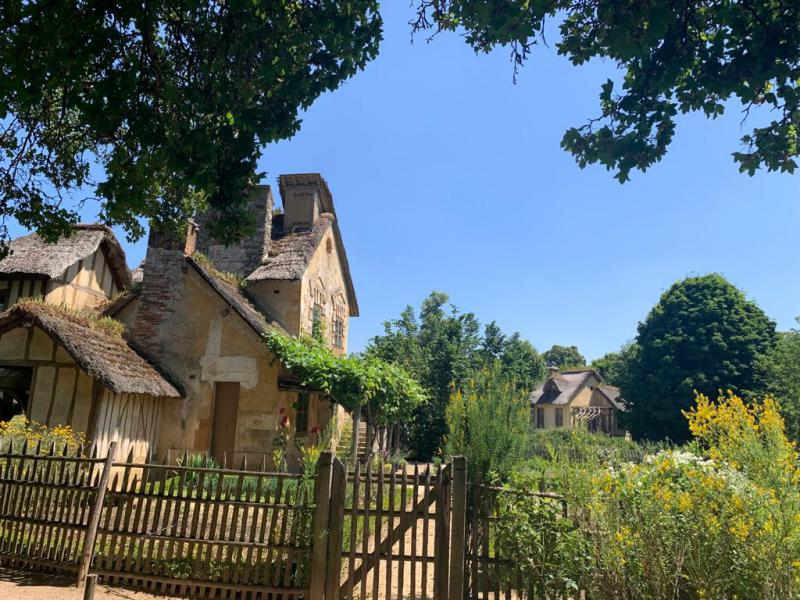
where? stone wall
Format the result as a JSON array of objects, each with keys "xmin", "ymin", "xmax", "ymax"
[{"xmin": 195, "ymin": 185, "xmax": 273, "ymax": 277}]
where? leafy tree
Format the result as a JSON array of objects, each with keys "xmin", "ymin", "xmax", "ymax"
[
  {"xmin": 542, "ymin": 345, "xmax": 586, "ymax": 370},
  {"xmin": 762, "ymin": 321, "xmax": 800, "ymax": 442},
  {"xmin": 477, "ymin": 322, "xmax": 547, "ymax": 393},
  {"xmin": 622, "ymin": 274, "xmax": 777, "ymax": 443},
  {"xmin": 591, "ymin": 342, "xmax": 639, "ymax": 387},
  {"xmin": 412, "ymin": 1, "xmax": 800, "ymax": 181},
  {"xmin": 0, "ymin": 1, "xmax": 381, "ymax": 249},
  {"xmin": 366, "ymin": 292, "xmax": 481, "ymax": 460}
]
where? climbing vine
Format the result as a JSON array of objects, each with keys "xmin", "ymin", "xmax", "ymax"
[{"xmin": 263, "ymin": 332, "xmax": 426, "ymax": 425}]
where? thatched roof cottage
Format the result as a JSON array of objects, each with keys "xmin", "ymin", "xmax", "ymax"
[{"xmin": 0, "ymin": 174, "xmax": 357, "ymax": 468}]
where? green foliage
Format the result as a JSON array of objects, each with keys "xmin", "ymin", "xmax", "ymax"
[
  {"xmin": 762, "ymin": 320, "xmax": 800, "ymax": 441},
  {"xmin": 494, "ymin": 473, "xmax": 590, "ymax": 598},
  {"xmin": 366, "ymin": 292, "xmax": 544, "ymax": 460},
  {"xmin": 0, "ymin": 1, "xmax": 381, "ymax": 250},
  {"xmin": 412, "ymin": 0, "xmax": 800, "ymax": 182},
  {"xmin": 444, "ymin": 363, "xmax": 529, "ymax": 482},
  {"xmin": 0, "ymin": 414, "xmax": 86, "ymax": 454},
  {"xmin": 590, "ymin": 341, "xmax": 638, "ymax": 387},
  {"xmin": 263, "ymin": 332, "xmax": 426, "ymax": 425},
  {"xmin": 622, "ymin": 274, "xmax": 777, "ymax": 442},
  {"xmin": 542, "ymin": 344, "xmax": 585, "ymax": 370}
]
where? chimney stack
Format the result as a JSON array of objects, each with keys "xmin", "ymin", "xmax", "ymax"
[
  {"xmin": 279, "ymin": 175, "xmax": 325, "ymax": 231},
  {"xmin": 131, "ymin": 223, "xmax": 194, "ymax": 360},
  {"xmin": 548, "ymin": 364, "xmax": 560, "ymax": 378},
  {"xmin": 194, "ymin": 185, "xmax": 274, "ymax": 276}
]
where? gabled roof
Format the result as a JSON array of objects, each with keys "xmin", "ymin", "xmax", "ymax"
[
  {"xmin": 246, "ymin": 173, "xmax": 358, "ymax": 317},
  {"xmin": 596, "ymin": 384, "xmax": 626, "ymax": 411},
  {"xmin": 187, "ymin": 256, "xmax": 286, "ymax": 337},
  {"xmin": 531, "ymin": 369, "xmax": 598, "ymax": 406},
  {"xmin": 0, "ymin": 224, "xmax": 131, "ymax": 289},
  {"xmin": 0, "ymin": 302, "xmax": 180, "ymax": 398}
]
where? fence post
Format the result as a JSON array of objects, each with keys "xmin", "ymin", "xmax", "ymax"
[
  {"xmin": 434, "ymin": 462, "xmax": 452, "ymax": 600},
  {"xmin": 325, "ymin": 458, "xmax": 346, "ymax": 600},
  {"xmin": 448, "ymin": 456, "xmax": 467, "ymax": 600},
  {"xmin": 76, "ymin": 440, "xmax": 117, "ymax": 587},
  {"xmin": 310, "ymin": 451, "xmax": 334, "ymax": 600}
]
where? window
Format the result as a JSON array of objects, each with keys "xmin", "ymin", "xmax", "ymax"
[
  {"xmin": 332, "ymin": 303, "xmax": 345, "ymax": 349},
  {"xmin": 536, "ymin": 407, "xmax": 545, "ymax": 428},
  {"xmin": 555, "ymin": 408, "xmax": 564, "ymax": 427},
  {"xmin": 295, "ymin": 393, "xmax": 310, "ymax": 434},
  {"xmin": 309, "ymin": 286, "xmax": 326, "ymax": 339},
  {"xmin": 0, "ymin": 289, "xmax": 7, "ymax": 312}
]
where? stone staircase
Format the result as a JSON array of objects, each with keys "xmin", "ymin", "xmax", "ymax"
[{"xmin": 335, "ymin": 418, "xmax": 369, "ymax": 462}]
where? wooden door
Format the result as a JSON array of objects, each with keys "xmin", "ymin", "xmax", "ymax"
[{"xmin": 211, "ymin": 382, "xmax": 239, "ymax": 465}]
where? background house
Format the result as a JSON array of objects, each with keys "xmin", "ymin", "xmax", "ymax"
[{"xmin": 530, "ymin": 367, "xmax": 626, "ymax": 435}]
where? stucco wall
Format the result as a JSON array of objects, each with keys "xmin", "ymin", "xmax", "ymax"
[
  {"xmin": 151, "ymin": 268, "xmax": 327, "ymax": 468},
  {"xmin": 42, "ymin": 246, "xmax": 121, "ymax": 309},
  {"xmin": 300, "ymin": 227, "xmax": 350, "ymax": 353}
]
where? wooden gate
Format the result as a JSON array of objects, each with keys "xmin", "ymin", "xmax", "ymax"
[{"xmin": 319, "ymin": 455, "xmax": 465, "ymax": 600}]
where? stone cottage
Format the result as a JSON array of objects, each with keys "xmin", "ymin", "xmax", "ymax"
[
  {"xmin": 0, "ymin": 173, "xmax": 357, "ymax": 468},
  {"xmin": 530, "ymin": 367, "xmax": 625, "ymax": 435}
]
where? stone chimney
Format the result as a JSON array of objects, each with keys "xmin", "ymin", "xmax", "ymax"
[
  {"xmin": 131, "ymin": 223, "xmax": 195, "ymax": 360},
  {"xmin": 548, "ymin": 365, "xmax": 560, "ymax": 379},
  {"xmin": 195, "ymin": 185, "xmax": 273, "ymax": 276},
  {"xmin": 279, "ymin": 175, "xmax": 324, "ymax": 231}
]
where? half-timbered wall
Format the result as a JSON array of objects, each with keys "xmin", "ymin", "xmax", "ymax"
[
  {"xmin": 92, "ymin": 390, "xmax": 161, "ymax": 462},
  {"xmin": 43, "ymin": 244, "xmax": 122, "ymax": 309},
  {"xmin": 0, "ymin": 278, "xmax": 46, "ymax": 311},
  {"xmin": 0, "ymin": 324, "xmax": 162, "ymax": 461}
]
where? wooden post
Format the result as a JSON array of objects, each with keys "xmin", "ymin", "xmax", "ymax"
[
  {"xmin": 310, "ymin": 451, "xmax": 334, "ymax": 600},
  {"xmin": 448, "ymin": 456, "xmax": 467, "ymax": 600},
  {"xmin": 325, "ymin": 458, "xmax": 346, "ymax": 600},
  {"xmin": 82, "ymin": 574, "xmax": 98, "ymax": 600},
  {"xmin": 76, "ymin": 440, "xmax": 116, "ymax": 587},
  {"xmin": 434, "ymin": 462, "xmax": 452, "ymax": 600}
]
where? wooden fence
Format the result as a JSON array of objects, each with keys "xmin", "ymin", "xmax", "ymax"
[{"xmin": 0, "ymin": 446, "xmax": 568, "ymax": 600}]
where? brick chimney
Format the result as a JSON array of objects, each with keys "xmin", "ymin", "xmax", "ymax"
[
  {"xmin": 131, "ymin": 222, "xmax": 196, "ymax": 360},
  {"xmin": 195, "ymin": 185, "xmax": 273, "ymax": 276}
]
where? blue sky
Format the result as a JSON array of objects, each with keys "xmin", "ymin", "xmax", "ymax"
[{"xmin": 8, "ymin": 3, "xmax": 800, "ymax": 361}]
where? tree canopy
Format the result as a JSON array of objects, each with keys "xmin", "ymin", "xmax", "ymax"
[
  {"xmin": 0, "ymin": 0, "xmax": 380, "ymax": 249},
  {"xmin": 263, "ymin": 331, "xmax": 425, "ymax": 425},
  {"xmin": 412, "ymin": 0, "xmax": 800, "ymax": 182},
  {"xmin": 621, "ymin": 274, "xmax": 777, "ymax": 442},
  {"xmin": 761, "ymin": 321, "xmax": 800, "ymax": 442},
  {"xmin": 591, "ymin": 342, "xmax": 638, "ymax": 387},
  {"xmin": 366, "ymin": 291, "xmax": 545, "ymax": 460},
  {"xmin": 542, "ymin": 345, "xmax": 586, "ymax": 370}
]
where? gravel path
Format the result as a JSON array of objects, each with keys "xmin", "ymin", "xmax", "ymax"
[{"xmin": 0, "ymin": 567, "xmax": 170, "ymax": 600}]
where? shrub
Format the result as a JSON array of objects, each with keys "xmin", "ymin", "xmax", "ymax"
[
  {"xmin": 0, "ymin": 415, "xmax": 86, "ymax": 454},
  {"xmin": 444, "ymin": 362, "xmax": 529, "ymax": 482}
]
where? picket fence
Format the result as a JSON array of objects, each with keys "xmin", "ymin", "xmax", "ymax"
[{"xmin": 0, "ymin": 445, "xmax": 569, "ymax": 600}]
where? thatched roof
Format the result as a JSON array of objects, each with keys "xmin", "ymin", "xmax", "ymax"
[
  {"xmin": 596, "ymin": 384, "xmax": 626, "ymax": 411},
  {"xmin": 0, "ymin": 302, "xmax": 180, "ymax": 398},
  {"xmin": 187, "ymin": 256, "xmax": 286, "ymax": 337},
  {"xmin": 531, "ymin": 369, "xmax": 598, "ymax": 406},
  {"xmin": 0, "ymin": 224, "xmax": 131, "ymax": 289},
  {"xmin": 247, "ymin": 213, "xmax": 333, "ymax": 282},
  {"xmin": 246, "ymin": 173, "xmax": 359, "ymax": 317}
]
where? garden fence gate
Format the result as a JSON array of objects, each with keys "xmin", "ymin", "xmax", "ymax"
[{"xmin": 0, "ymin": 447, "xmax": 567, "ymax": 600}]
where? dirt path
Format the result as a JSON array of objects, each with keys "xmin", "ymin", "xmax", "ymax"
[{"xmin": 0, "ymin": 567, "xmax": 170, "ymax": 600}]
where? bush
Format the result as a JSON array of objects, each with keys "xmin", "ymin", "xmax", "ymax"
[
  {"xmin": 0, "ymin": 415, "xmax": 86, "ymax": 454},
  {"xmin": 444, "ymin": 363, "xmax": 529, "ymax": 482},
  {"xmin": 502, "ymin": 393, "xmax": 800, "ymax": 599}
]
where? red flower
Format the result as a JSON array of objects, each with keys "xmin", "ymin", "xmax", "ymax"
[
  {"xmin": 280, "ymin": 415, "xmax": 289, "ymax": 427},
  {"xmin": 310, "ymin": 426, "xmax": 320, "ymax": 435},
  {"xmin": 279, "ymin": 407, "xmax": 286, "ymax": 415}
]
